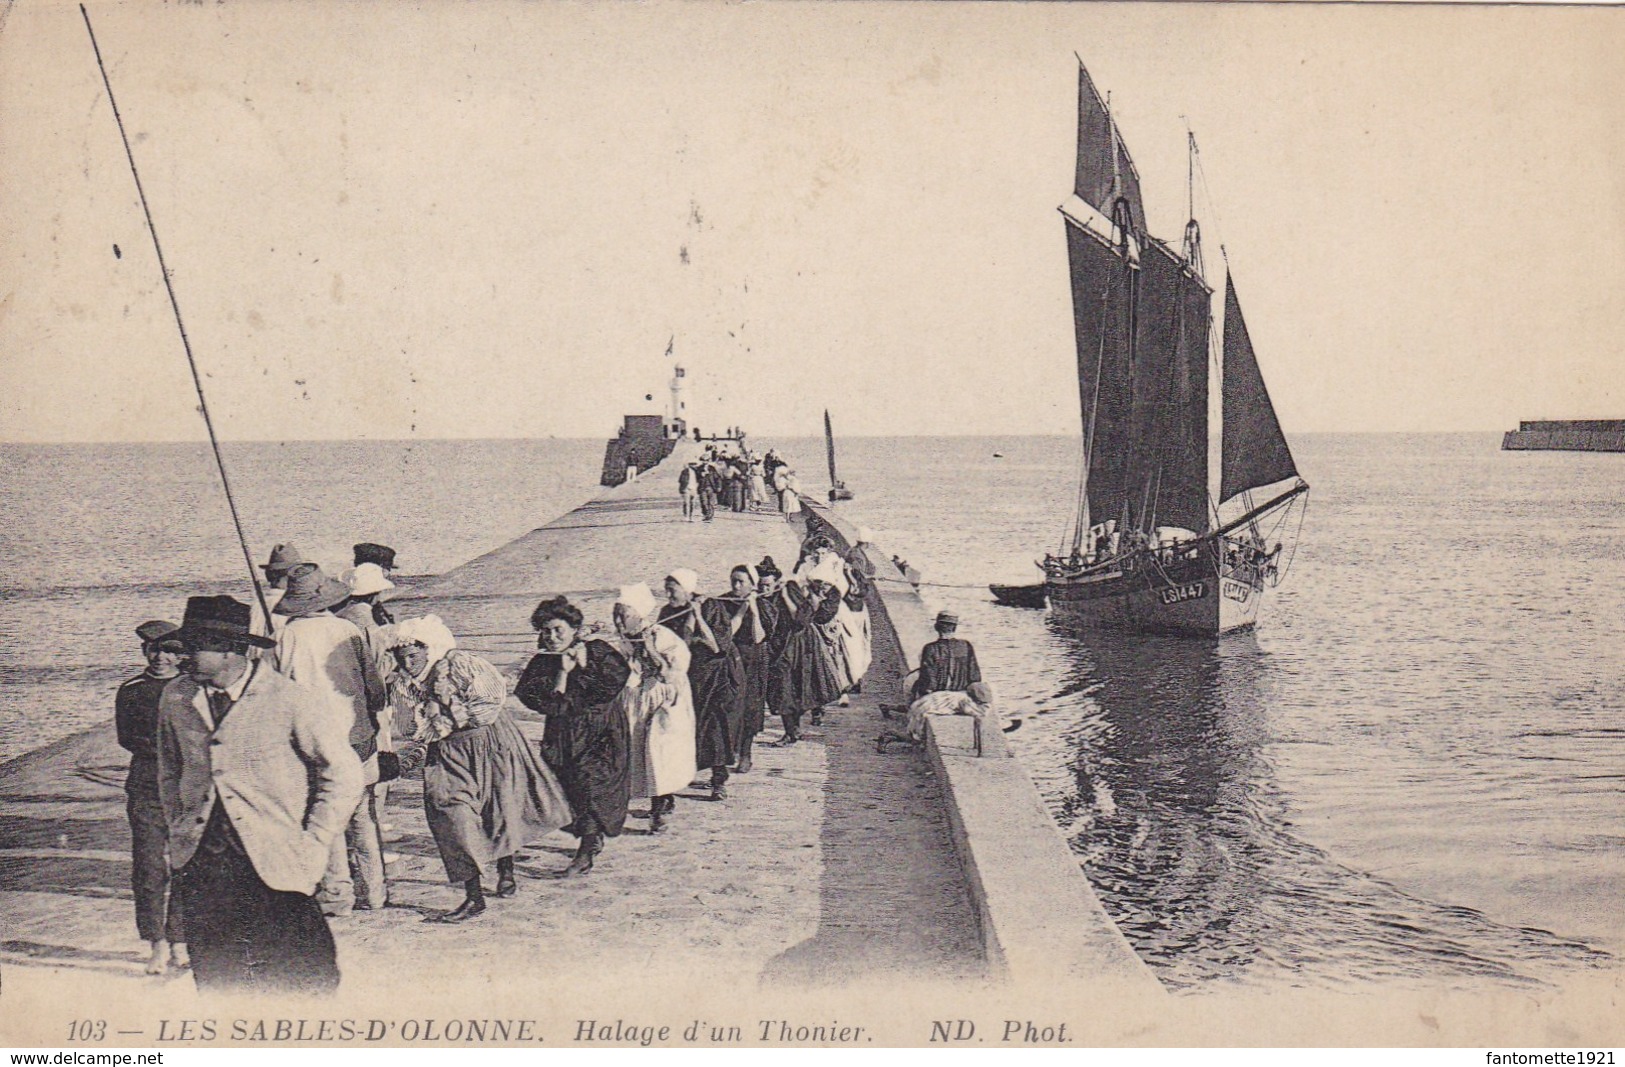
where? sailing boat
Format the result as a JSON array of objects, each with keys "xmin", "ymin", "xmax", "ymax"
[
  {"xmin": 825, "ymin": 409, "xmax": 854, "ymax": 501},
  {"xmin": 991, "ymin": 62, "xmax": 1308, "ymax": 636}
]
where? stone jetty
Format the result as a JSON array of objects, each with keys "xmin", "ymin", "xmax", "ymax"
[{"xmin": 0, "ymin": 439, "xmax": 1160, "ymax": 1045}]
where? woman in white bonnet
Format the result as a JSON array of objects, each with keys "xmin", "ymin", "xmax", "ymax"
[
  {"xmin": 388, "ymin": 615, "xmax": 571, "ymax": 922},
  {"xmin": 612, "ymin": 584, "xmax": 698, "ymax": 833}
]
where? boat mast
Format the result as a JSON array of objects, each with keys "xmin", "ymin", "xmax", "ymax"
[{"xmin": 824, "ymin": 409, "xmax": 839, "ymax": 486}]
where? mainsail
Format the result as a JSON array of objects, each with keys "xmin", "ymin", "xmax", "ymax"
[
  {"xmin": 1128, "ymin": 240, "xmax": 1211, "ymax": 535},
  {"xmin": 1065, "ymin": 61, "xmax": 1211, "ymax": 541},
  {"xmin": 1219, "ymin": 274, "xmax": 1299, "ymax": 504},
  {"xmin": 1066, "ymin": 218, "xmax": 1135, "ymax": 536}
]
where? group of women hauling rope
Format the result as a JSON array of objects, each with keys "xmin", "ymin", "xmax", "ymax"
[{"xmin": 118, "ymin": 533, "xmax": 878, "ymax": 951}]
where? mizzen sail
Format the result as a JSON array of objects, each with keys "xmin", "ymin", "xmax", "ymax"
[{"xmin": 1220, "ymin": 273, "xmax": 1299, "ymax": 504}]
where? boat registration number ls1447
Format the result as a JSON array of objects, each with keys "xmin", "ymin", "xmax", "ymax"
[{"xmin": 1159, "ymin": 582, "xmax": 1206, "ymax": 605}]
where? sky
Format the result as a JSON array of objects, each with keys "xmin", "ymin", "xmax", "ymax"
[{"xmin": 1, "ymin": 1, "xmax": 1622, "ymax": 441}]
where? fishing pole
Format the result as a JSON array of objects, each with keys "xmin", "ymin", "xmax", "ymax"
[{"xmin": 80, "ymin": 5, "xmax": 272, "ymax": 628}]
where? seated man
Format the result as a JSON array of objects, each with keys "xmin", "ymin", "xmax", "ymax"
[
  {"xmin": 909, "ymin": 612, "xmax": 980, "ymax": 701},
  {"xmin": 878, "ymin": 681, "xmax": 995, "ymax": 750}
]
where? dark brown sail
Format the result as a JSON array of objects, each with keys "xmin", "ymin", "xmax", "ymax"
[
  {"xmin": 1073, "ymin": 64, "xmax": 1147, "ymax": 234},
  {"xmin": 1220, "ymin": 273, "xmax": 1299, "ymax": 504},
  {"xmin": 1128, "ymin": 239, "xmax": 1212, "ymax": 534},
  {"xmin": 1066, "ymin": 215, "xmax": 1136, "ymax": 532}
]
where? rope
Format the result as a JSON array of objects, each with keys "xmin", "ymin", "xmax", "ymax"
[
  {"xmin": 82, "ymin": 5, "xmax": 270, "ymax": 628},
  {"xmin": 1270, "ymin": 492, "xmax": 1309, "ymax": 586}
]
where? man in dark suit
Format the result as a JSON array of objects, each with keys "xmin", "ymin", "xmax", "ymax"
[{"xmin": 158, "ymin": 595, "xmax": 363, "ymax": 994}]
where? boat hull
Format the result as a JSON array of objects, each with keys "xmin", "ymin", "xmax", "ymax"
[
  {"xmin": 1045, "ymin": 551, "xmax": 1269, "ymax": 637},
  {"xmin": 989, "ymin": 582, "xmax": 1047, "ymax": 609}
]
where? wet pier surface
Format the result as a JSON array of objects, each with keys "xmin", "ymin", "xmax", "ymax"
[{"xmin": 0, "ymin": 441, "xmax": 986, "ymax": 996}]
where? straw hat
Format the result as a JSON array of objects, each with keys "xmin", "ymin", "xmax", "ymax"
[
  {"xmin": 260, "ymin": 543, "xmax": 305, "ymax": 576},
  {"xmin": 273, "ymin": 566, "xmax": 352, "ymax": 616},
  {"xmin": 345, "ymin": 562, "xmax": 395, "ymax": 599}
]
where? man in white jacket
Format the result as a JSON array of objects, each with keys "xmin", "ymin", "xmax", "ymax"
[{"xmin": 159, "ymin": 595, "xmax": 362, "ymax": 993}]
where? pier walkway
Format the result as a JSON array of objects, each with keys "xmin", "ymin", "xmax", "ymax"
[{"xmin": 0, "ymin": 441, "xmax": 985, "ymax": 1003}]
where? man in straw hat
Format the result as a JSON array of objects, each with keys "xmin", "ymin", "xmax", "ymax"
[
  {"xmin": 274, "ymin": 566, "xmax": 388, "ymax": 916},
  {"xmin": 910, "ymin": 611, "xmax": 982, "ymax": 701},
  {"xmin": 116, "ymin": 619, "xmax": 189, "ymax": 975},
  {"xmin": 249, "ymin": 542, "xmax": 311, "ymax": 641},
  {"xmin": 157, "ymin": 595, "xmax": 362, "ymax": 994}
]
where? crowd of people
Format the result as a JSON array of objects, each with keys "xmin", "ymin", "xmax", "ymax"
[
  {"xmin": 115, "ymin": 527, "xmax": 1002, "ymax": 996},
  {"xmin": 677, "ymin": 446, "xmax": 804, "ymax": 521}
]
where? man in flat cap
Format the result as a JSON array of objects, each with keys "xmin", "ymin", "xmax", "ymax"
[
  {"xmin": 910, "ymin": 611, "xmax": 982, "ymax": 701},
  {"xmin": 158, "ymin": 595, "xmax": 363, "ymax": 994},
  {"xmin": 116, "ymin": 619, "xmax": 189, "ymax": 975}
]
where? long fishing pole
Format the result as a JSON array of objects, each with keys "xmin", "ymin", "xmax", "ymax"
[{"xmin": 80, "ymin": 5, "xmax": 272, "ymax": 628}]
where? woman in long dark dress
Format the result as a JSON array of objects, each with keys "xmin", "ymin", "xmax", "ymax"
[
  {"xmin": 659, "ymin": 568, "xmax": 744, "ymax": 800},
  {"xmin": 514, "ymin": 597, "xmax": 632, "ymax": 876},
  {"xmin": 724, "ymin": 564, "xmax": 772, "ymax": 775},
  {"xmin": 767, "ymin": 572, "xmax": 844, "ymax": 744},
  {"xmin": 388, "ymin": 616, "xmax": 572, "ymax": 921}
]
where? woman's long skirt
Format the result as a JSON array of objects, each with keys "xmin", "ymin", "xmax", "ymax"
[
  {"xmin": 690, "ymin": 650, "xmax": 745, "ymax": 769},
  {"xmin": 621, "ymin": 679, "xmax": 698, "ymax": 798},
  {"xmin": 835, "ymin": 603, "xmax": 872, "ymax": 689},
  {"xmin": 423, "ymin": 712, "xmax": 572, "ymax": 884},
  {"xmin": 772, "ymin": 628, "xmax": 844, "ymax": 715},
  {"xmin": 544, "ymin": 703, "xmax": 631, "ymax": 838},
  {"xmin": 735, "ymin": 641, "xmax": 770, "ymax": 738}
]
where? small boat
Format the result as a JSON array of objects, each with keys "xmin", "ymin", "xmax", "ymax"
[
  {"xmin": 825, "ymin": 409, "xmax": 854, "ymax": 501},
  {"xmin": 990, "ymin": 582, "xmax": 1047, "ymax": 609},
  {"xmin": 993, "ymin": 451, "xmax": 1005, "ymax": 458}
]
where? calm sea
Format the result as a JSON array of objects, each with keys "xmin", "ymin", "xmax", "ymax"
[{"xmin": 2, "ymin": 433, "xmax": 1620, "ymax": 990}]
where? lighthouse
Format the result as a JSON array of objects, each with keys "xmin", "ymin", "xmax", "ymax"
[{"xmin": 666, "ymin": 364, "xmax": 688, "ymax": 439}]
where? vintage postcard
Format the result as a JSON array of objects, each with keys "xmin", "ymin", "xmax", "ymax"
[{"xmin": 1, "ymin": 0, "xmax": 1621, "ymax": 1050}]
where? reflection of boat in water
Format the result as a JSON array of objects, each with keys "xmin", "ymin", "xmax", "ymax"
[
  {"xmin": 998, "ymin": 61, "xmax": 1309, "ymax": 635},
  {"xmin": 1035, "ymin": 617, "xmax": 1607, "ymax": 989}
]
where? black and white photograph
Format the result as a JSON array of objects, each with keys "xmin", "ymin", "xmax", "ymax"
[{"xmin": 0, "ymin": 0, "xmax": 1620, "ymax": 1049}]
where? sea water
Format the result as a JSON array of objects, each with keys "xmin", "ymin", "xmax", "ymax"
[{"xmin": 1, "ymin": 433, "xmax": 1619, "ymax": 989}]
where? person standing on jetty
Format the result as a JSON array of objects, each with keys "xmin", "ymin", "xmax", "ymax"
[
  {"xmin": 724, "ymin": 564, "xmax": 771, "ymax": 775},
  {"xmin": 351, "ymin": 543, "xmax": 400, "ymax": 626},
  {"xmin": 274, "ymin": 567, "xmax": 388, "ymax": 916},
  {"xmin": 659, "ymin": 568, "xmax": 745, "ymax": 802},
  {"xmin": 834, "ymin": 565, "xmax": 873, "ymax": 705},
  {"xmin": 249, "ymin": 543, "xmax": 308, "ymax": 642},
  {"xmin": 769, "ymin": 574, "xmax": 844, "ymax": 744},
  {"xmin": 336, "ymin": 562, "xmax": 401, "ymax": 861},
  {"xmin": 910, "ymin": 612, "xmax": 982, "ymax": 700},
  {"xmin": 697, "ymin": 462, "xmax": 719, "ymax": 523},
  {"xmin": 515, "ymin": 597, "xmax": 632, "ymax": 876},
  {"xmin": 678, "ymin": 463, "xmax": 699, "ymax": 522},
  {"xmin": 116, "ymin": 619, "xmax": 189, "ymax": 975},
  {"xmin": 613, "ymin": 584, "xmax": 696, "ymax": 833},
  {"xmin": 158, "ymin": 595, "xmax": 361, "ymax": 995},
  {"xmin": 387, "ymin": 616, "xmax": 571, "ymax": 921}
]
